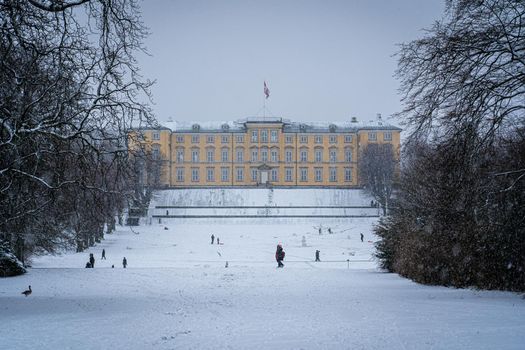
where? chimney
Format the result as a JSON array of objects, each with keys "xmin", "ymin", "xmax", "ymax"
[
  {"xmin": 351, "ymin": 117, "xmax": 357, "ymax": 123},
  {"xmin": 376, "ymin": 113, "xmax": 382, "ymax": 120}
]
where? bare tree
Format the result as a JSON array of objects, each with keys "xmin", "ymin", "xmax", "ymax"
[
  {"xmin": 396, "ymin": 0, "xmax": 525, "ymax": 146},
  {"xmin": 0, "ymin": 0, "xmax": 155, "ymax": 261},
  {"xmin": 359, "ymin": 143, "xmax": 396, "ymax": 215}
]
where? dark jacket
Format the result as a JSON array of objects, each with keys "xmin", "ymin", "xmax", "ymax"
[{"xmin": 275, "ymin": 246, "xmax": 285, "ymax": 261}]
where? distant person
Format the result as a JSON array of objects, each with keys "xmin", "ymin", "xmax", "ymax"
[
  {"xmin": 371, "ymin": 200, "xmax": 374, "ymax": 207},
  {"xmin": 166, "ymin": 210, "xmax": 169, "ymax": 216},
  {"xmin": 217, "ymin": 237, "xmax": 220, "ymax": 245},
  {"xmin": 101, "ymin": 249, "xmax": 106, "ymax": 260},
  {"xmin": 275, "ymin": 244, "xmax": 285, "ymax": 268},
  {"xmin": 85, "ymin": 261, "xmax": 92, "ymax": 268},
  {"xmin": 122, "ymin": 257, "xmax": 127, "ymax": 268},
  {"xmin": 211, "ymin": 234, "xmax": 215, "ymax": 244},
  {"xmin": 89, "ymin": 253, "xmax": 95, "ymax": 268},
  {"xmin": 318, "ymin": 227, "xmax": 322, "ymax": 235},
  {"xmin": 328, "ymin": 228, "xmax": 332, "ymax": 234},
  {"xmin": 360, "ymin": 233, "xmax": 364, "ymax": 242},
  {"xmin": 315, "ymin": 250, "xmax": 320, "ymax": 262},
  {"xmin": 111, "ymin": 265, "xmax": 114, "ymax": 268}
]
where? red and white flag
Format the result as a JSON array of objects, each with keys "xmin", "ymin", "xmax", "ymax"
[{"xmin": 264, "ymin": 81, "xmax": 270, "ymax": 99}]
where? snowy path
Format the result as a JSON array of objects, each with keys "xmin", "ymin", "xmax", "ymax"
[{"xmin": 1, "ymin": 220, "xmax": 524, "ymax": 349}]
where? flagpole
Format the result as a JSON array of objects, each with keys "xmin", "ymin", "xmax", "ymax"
[{"xmin": 263, "ymin": 81, "xmax": 266, "ymax": 118}]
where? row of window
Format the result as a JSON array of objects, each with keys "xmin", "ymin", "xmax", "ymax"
[
  {"xmin": 176, "ymin": 167, "xmax": 353, "ymax": 183},
  {"xmin": 155, "ymin": 131, "xmax": 392, "ymax": 143},
  {"xmin": 175, "ymin": 147, "xmax": 354, "ymax": 163}
]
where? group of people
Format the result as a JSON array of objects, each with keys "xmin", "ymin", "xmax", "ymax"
[
  {"xmin": 85, "ymin": 249, "xmax": 127, "ymax": 268},
  {"xmin": 210, "ymin": 234, "xmax": 220, "ymax": 245}
]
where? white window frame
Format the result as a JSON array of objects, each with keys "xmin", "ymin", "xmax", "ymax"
[
  {"xmin": 300, "ymin": 168, "xmax": 308, "ymax": 182},
  {"xmin": 221, "ymin": 167, "xmax": 229, "ymax": 182},
  {"xmin": 315, "ymin": 168, "xmax": 322, "ymax": 182},
  {"xmin": 192, "ymin": 135, "xmax": 200, "ymax": 143},
  {"xmin": 344, "ymin": 168, "xmax": 352, "ymax": 182},
  {"xmin": 261, "ymin": 130, "xmax": 268, "ymax": 143},
  {"xmin": 251, "ymin": 130, "xmax": 258, "ymax": 142},
  {"xmin": 344, "ymin": 135, "xmax": 352, "ymax": 143},
  {"xmin": 271, "ymin": 168, "xmax": 278, "ymax": 182},
  {"xmin": 270, "ymin": 130, "xmax": 278, "ymax": 143},
  {"xmin": 383, "ymin": 132, "xmax": 392, "ymax": 141},
  {"xmin": 368, "ymin": 132, "xmax": 377, "ymax": 141},
  {"xmin": 191, "ymin": 168, "xmax": 199, "ymax": 182},
  {"xmin": 207, "ymin": 167, "xmax": 215, "ymax": 182},
  {"xmin": 285, "ymin": 168, "xmax": 293, "ymax": 182},
  {"xmin": 329, "ymin": 167, "xmax": 337, "ymax": 182},
  {"xmin": 236, "ymin": 167, "xmax": 244, "ymax": 181},
  {"xmin": 221, "ymin": 148, "xmax": 229, "ymax": 162},
  {"xmin": 176, "ymin": 168, "xmax": 184, "ymax": 182}
]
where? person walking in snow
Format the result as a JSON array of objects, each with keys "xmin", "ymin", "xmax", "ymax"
[
  {"xmin": 89, "ymin": 253, "xmax": 95, "ymax": 268},
  {"xmin": 101, "ymin": 249, "xmax": 106, "ymax": 260},
  {"xmin": 275, "ymin": 244, "xmax": 285, "ymax": 268},
  {"xmin": 211, "ymin": 234, "xmax": 215, "ymax": 244},
  {"xmin": 328, "ymin": 227, "xmax": 332, "ymax": 234},
  {"xmin": 122, "ymin": 257, "xmax": 127, "ymax": 268},
  {"xmin": 360, "ymin": 233, "xmax": 364, "ymax": 242},
  {"xmin": 315, "ymin": 250, "xmax": 320, "ymax": 262},
  {"xmin": 318, "ymin": 227, "xmax": 322, "ymax": 235},
  {"xmin": 217, "ymin": 237, "xmax": 220, "ymax": 245}
]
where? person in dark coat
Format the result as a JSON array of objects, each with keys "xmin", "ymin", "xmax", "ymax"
[
  {"xmin": 122, "ymin": 257, "xmax": 127, "ymax": 268},
  {"xmin": 315, "ymin": 250, "xmax": 320, "ymax": 262},
  {"xmin": 101, "ymin": 249, "xmax": 106, "ymax": 260},
  {"xmin": 85, "ymin": 261, "xmax": 92, "ymax": 268},
  {"xmin": 318, "ymin": 227, "xmax": 322, "ymax": 235},
  {"xmin": 217, "ymin": 237, "xmax": 220, "ymax": 245},
  {"xmin": 328, "ymin": 228, "xmax": 332, "ymax": 234},
  {"xmin": 89, "ymin": 253, "xmax": 95, "ymax": 268},
  {"xmin": 211, "ymin": 234, "xmax": 215, "ymax": 244},
  {"xmin": 275, "ymin": 244, "xmax": 285, "ymax": 268},
  {"xmin": 360, "ymin": 233, "xmax": 364, "ymax": 242}
]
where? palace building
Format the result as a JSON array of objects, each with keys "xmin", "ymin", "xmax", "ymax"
[{"xmin": 130, "ymin": 116, "xmax": 401, "ymax": 188}]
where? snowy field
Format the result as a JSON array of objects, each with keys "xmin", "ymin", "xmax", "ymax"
[{"xmin": 1, "ymin": 218, "xmax": 525, "ymax": 350}]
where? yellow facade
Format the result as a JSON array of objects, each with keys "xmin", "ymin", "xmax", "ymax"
[{"xmin": 133, "ymin": 117, "xmax": 401, "ymax": 188}]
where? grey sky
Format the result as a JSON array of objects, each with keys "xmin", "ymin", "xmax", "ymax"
[{"xmin": 139, "ymin": 0, "xmax": 444, "ymax": 125}]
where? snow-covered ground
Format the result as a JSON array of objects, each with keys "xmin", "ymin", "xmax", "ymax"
[{"xmin": 1, "ymin": 218, "xmax": 524, "ymax": 350}]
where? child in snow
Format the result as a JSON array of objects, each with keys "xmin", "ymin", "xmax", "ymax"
[
  {"xmin": 211, "ymin": 234, "xmax": 215, "ymax": 244},
  {"xmin": 89, "ymin": 253, "xmax": 95, "ymax": 268},
  {"xmin": 101, "ymin": 249, "xmax": 106, "ymax": 260},
  {"xmin": 315, "ymin": 250, "xmax": 320, "ymax": 262},
  {"xmin": 122, "ymin": 257, "xmax": 127, "ymax": 268},
  {"xmin": 275, "ymin": 244, "xmax": 285, "ymax": 268},
  {"xmin": 360, "ymin": 233, "xmax": 364, "ymax": 242}
]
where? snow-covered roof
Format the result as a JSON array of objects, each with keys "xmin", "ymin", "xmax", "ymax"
[{"xmin": 159, "ymin": 117, "xmax": 401, "ymax": 133}]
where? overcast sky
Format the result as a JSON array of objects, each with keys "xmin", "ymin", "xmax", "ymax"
[{"xmin": 138, "ymin": 0, "xmax": 445, "ymax": 126}]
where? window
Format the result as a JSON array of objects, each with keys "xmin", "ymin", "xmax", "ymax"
[
  {"xmin": 314, "ymin": 135, "xmax": 322, "ymax": 144},
  {"xmin": 270, "ymin": 130, "xmax": 278, "ymax": 143},
  {"xmin": 152, "ymin": 144, "xmax": 160, "ymax": 160},
  {"xmin": 345, "ymin": 148, "xmax": 352, "ymax": 162},
  {"xmin": 315, "ymin": 148, "xmax": 323, "ymax": 163},
  {"xmin": 271, "ymin": 169, "xmax": 278, "ymax": 182},
  {"xmin": 300, "ymin": 135, "xmax": 308, "ymax": 144},
  {"xmin": 285, "ymin": 168, "xmax": 293, "ymax": 182},
  {"xmin": 271, "ymin": 149, "xmax": 278, "ymax": 163},
  {"xmin": 300, "ymin": 149, "xmax": 308, "ymax": 163},
  {"xmin": 251, "ymin": 130, "xmax": 258, "ymax": 142},
  {"xmin": 329, "ymin": 135, "xmax": 337, "ymax": 144},
  {"xmin": 191, "ymin": 149, "xmax": 199, "ymax": 163},
  {"xmin": 261, "ymin": 130, "xmax": 268, "ymax": 143},
  {"xmin": 191, "ymin": 168, "xmax": 199, "ymax": 182},
  {"xmin": 176, "ymin": 168, "xmax": 184, "ymax": 182},
  {"xmin": 206, "ymin": 148, "xmax": 214, "ymax": 162},
  {"xmin": 221, "ymin": 148, "xmax": 229, "ymax": 162},
  {"xmin": 192, "ymin": 135, "xmax": 200, "ymax": 143},
  {"xmin": 236, "ymin": 167, "xmax": 244, "ymax": 181},
  {"xmin": 207, "ymin": 135, "xmax": 215, "ymax": 143},
  {"xmin": 176, "ymin": 148, "xmax": 184, "ymax": 163},
  {"xmin": 315, "ymin": 168, "xmax": 322, "ymax": 182},
  {"xmin": 300, "ymin": 168, "xmax": 308, "ymax": 182},
  {"xmin": 285, "ymin": 149, "xmax": 293, "ymax": 163},
  {"xmin": 344, "ymin": 135, "xmax": 353, "ymax": 143},
  {"xmin": 221, "ymin": 167, "xmax": 229, "ymax": 182},
  {"xmin": 261, "ymin": 148, "xmax": 268, "ymax": 162},
  {"xmin": 368, "ymin": 132, "xmax": 377, "ymax": 141},
  {"xmin": 221, "ymin": 135, "xmax": 229, "ymax": 144},
  {"xmin": 329, "ymin": 149, "xmax": 337, "ymax": 163},
  {"xmin": 345, "ymin": 168, "xmax": 352, "ymax": 182},
  {"xmin": 207, "ymin": 168, "xmax": 214, "ymax": 182},
  {"xmin": 236, "ymin": 135, "xmax": 244, "ymax": 143},
  {"xmin": 251, "ymin": 168, "xmax": 258, "ymax": 181},
  {"xmin": 329, "ymin": 167, "xmax": 337, "ymax": 182},
  {"xmin": 251, "ymin": 148, "xmax": 258, "ymax": 162},
  {"xmin": 236, "ymin": 148, "xmax": 244, "ymax": 162},
  {"xmin": 176, "ymin": 135, "xmax": 184, "ymax": 143},
  {"xmin": 383, "ymin": 132, "xmax": 392, "ymax": 141},
  {"xmin": 152, "ymin": 131, "xmax": 160, "ymax": 140},
  {"xmin": 285, "ymin": 135, "xmax": 293, "ymax": 144}
]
